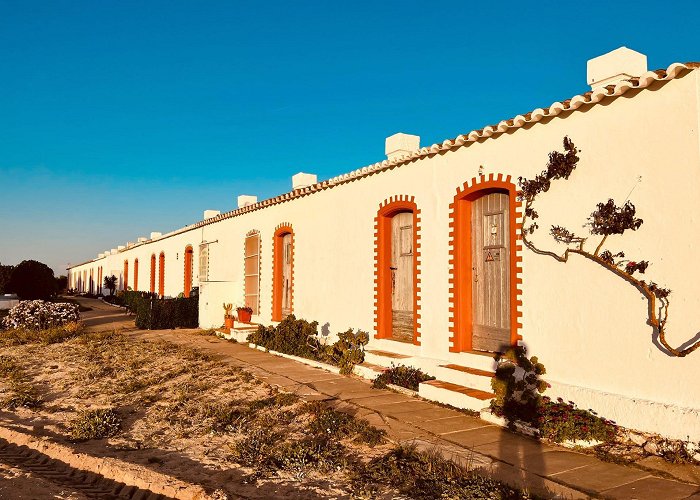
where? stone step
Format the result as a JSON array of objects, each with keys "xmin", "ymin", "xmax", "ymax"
[
  {"xmin": 353, "ymin": 361, "xmax": 387, "ymax": 380},
  {"xmin": 435, "ymin": 364, "xmax": 495, "ymax": 392},
  {"xmin": 364, "ymin": 349, "xmax": 412, "ymax": 368},
  {"xmin": 449, "ymin": 350, "xmax": 500, "ymax": 371},
  {"xmin": 418, "ymin": 379, "xmax": 495, "ymax": 412}
]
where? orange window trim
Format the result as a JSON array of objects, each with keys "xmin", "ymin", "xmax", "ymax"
[
  {"xmin": 150, "ymin": 254, "xmax": 156, "ymax": 293},
  {"xmin": 134, "ymin": 259, "xmax": 139, "ymax": 292},
  {"xmin": 158, "ymin": 252, "xmax": 165, "ymax": 297},
  {"xmin": 448, "ymin": 174, "xmax": 523, "ymax": 353},
  {"xmin": 184, "ymin": 246, "xmax": 193, "ymax": 298},
  {"xmin": 271, "ymin": 223, "xmax": 294, "ymax": 322},
  {"xmin": 373, "ymin": 195, "xmax": 422, "ymax": 346}
]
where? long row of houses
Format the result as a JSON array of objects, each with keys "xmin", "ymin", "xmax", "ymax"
[{"xmin": 68, "ymin": 47, "xmax": 700, "ymax": 441}]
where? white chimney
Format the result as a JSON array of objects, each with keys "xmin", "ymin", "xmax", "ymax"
[
  {"xmin": 203, "ymin": 209, "xmax": 220, "ymax": 220},
  {"xmin": 238, "ymin": 195, "xmax": 258, "ymax": 208},
  {"xmin": 137, "ymin": 237, "xmax": 147, "ymax": 243},
  {"xmin": 385, "ymin": 133, "xmax": 420, "ymax": 161},
  {"xmin": 117, "ymin": 245, "xmax": 126, "ymax": 251},
  {"xmin": 126, "ymin": 241, "xmax": 135, "ymax": 248},
  {"xmin": 98, "ymin": 253, "xmax": 104, "ymax": 258},
  {"xmin": 104, "ymin": 250, "xmax": 110, "ymax": 257},
  {"xmin": 292, "ymin": 172, "xmax": 317, "ymax": 190},
  {"xmin": 587, "ymin": 47, "xmax": 647, "ymax": 89},
  {"xmin": 110, "ymin": 249, "xmax": 118, "ymax": 255},
  {"xmin": 150, "ymin": 232, "xmax": 162, "ymax": 240}
]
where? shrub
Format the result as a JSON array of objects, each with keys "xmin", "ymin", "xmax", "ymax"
[
  {"xmin": 248, "ymin": 316, "xmax": 369, "ymax": 374},
  {"xmin": 534, "ymin": 397, "xmax": 617, "ymax": 443},
  {"xmin": 351, "ymin": 443, "xmax": 530, "ymax": 499},
  {"xmin": 372, "ymin": 364, "xmax": 435, "ymax": 391},
  {"xmin": 121, "ymin": 291, "xmax": 198, "ymax": 329},
  {"xmin": 306, "ymin": 402, "xmax": 385, "ymax": 447},
  {"xmin": 1, "ymin": 300, "xmax": 80, "ymax": 331},
  {"xmin": 6, "ymin": 260, "xmax": 57, "ymax": 300},
  {"xmin": 69, "ymin": 408, "xmax": 121, "ymax": 441}
]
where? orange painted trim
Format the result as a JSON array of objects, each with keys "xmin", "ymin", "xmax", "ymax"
[
  {"xmin": 271, "ymin": 223, "xmax": 294, "ymax": 322},
  {"xmin": 448, "ymin": 174, "xmax": 523, "ymax": 353},
  {"xmin": 373, "ymin": 196, "xmax": 422, "ymax": 346},
  {"xmin": 123, "ymin": 260, "xmax": 129, "ymax": 291},
  {"xmin": 133, "ymin": 259, "xmax": 139, "ymax": 292},
  {"xmin": 158, "ymin": 252, "xmax": 165, "ymax": 297},
  {"xmin": 150, "ymin": 254, "xmax": 156, "ymax": 293},
  {"xmin": 183, "ymin": 246, "xmax": 193, "ymax": 297}
]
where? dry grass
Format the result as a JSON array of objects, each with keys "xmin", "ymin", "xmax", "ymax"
[{"xmin": 0, "ymin": 327, "xmax": 531, "ymax": 498}]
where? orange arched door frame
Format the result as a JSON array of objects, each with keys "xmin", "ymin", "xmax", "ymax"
[
  {"xmin": 449, "ymin": 175, "xmax": 522, "ymax": 352},
  {"xmin": 150, "ymin": 254, "xmax": 156, "ymax": 293},
  {"xmin": 133, "ymin": 259, "xmax": 139, "ymax": 291},
  {"xmin": 183, "ymin": 246, "xmax": 194, "ymax": 297},
  {"xmin": 158, "ymin": 252, "xmax": 165, "ymax": 297},
  {"xmin": 123, "ymin": 260, "xmax": 129, "ymax": 291},
  {"xmin": 272, "ymin": 225, "xmax": 294, "ymax": 321},
  {"xmin": 374, "ymin": 197, "xmax": 421, "ymax": 345}
]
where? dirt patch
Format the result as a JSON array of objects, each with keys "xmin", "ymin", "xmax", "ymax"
[{"xmin": 0, "ymin": 328, "xmax": 531, "ymax": 498}]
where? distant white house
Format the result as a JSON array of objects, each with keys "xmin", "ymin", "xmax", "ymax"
[
  {"xmin": 0, "ymin": 294, "xmax": 19, "ymax": 310},
  {"xmin": 67, "ymin": 47, "xmax": 700, "ymax": 441}
]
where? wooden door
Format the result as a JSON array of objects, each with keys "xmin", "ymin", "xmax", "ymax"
[
  {"xmin": 471, "ymin": 192, "xmax": 511, "ymax": 351},
  {"xmin": 281, "ymin": 233, "xmax": 292, "ymax": 318},
  {"xmin": 391, "ymin": 211, "xmax": 414, "ymax": 342}
]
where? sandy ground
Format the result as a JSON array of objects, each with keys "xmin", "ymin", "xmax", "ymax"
[
  {"xmin": 0, "ymin": 461, "xmax": 86, "ymax": 499},
  {"xmin": 0, "ymin": 328, "xmax": 393, "ymax": 499}
]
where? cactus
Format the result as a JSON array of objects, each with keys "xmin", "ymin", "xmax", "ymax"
[{"xmin": 223, "ymin": 303, "xmax": 233, "ymax": 317}]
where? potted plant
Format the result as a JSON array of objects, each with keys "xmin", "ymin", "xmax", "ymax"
[
  {"xmin": 237, "ymin": 305, "xmax": 253, "ymax": 324},
  {"xmin": 223, "ymin": 303, "xmax": 234, "ymax": 332}
]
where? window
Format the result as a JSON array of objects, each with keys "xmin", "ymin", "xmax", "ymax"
[
  {"xmin": 198, "ymin": 243, "xmax": 209, "ymax": 282},
  {"xmin": 158, "ymin": 252, "xmax": 165, "ymax": 297},
  {"xmin": 150, "ymin": 254, "xmax": 156, "ymax": 293},
  {"xmin": 134, "ymin": 259, "xmax": 139, "ymax": 291},
  {"xmin": 244, "ymin": 231, "xmax": 261, "ymax": 315}
]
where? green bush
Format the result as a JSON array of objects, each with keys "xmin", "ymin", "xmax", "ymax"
[
  {"xmin": 248, "ymin": 316, "xmax": 369, "ymax": 374},
  {"xmin": 372, "ymin": 364, "xmax": 435, "ymax": 391},
  {"xmin": 121, "ymin": 291, "xmax": 198, "ymax": 329}
]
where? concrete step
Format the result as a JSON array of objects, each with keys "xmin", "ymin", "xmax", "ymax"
[
  {"xmin": 353, "ymin": 361, "xmax": 387, "ymax": 380},
  {"xmin": 364, "ymin": 349, "xmax": 412, "ymax": 368},
  {"xmin": 435, "ymin": 364, "xmax": 495, "ymax": 393},
  {"xmin": 418, "ymin": 379, "xmax": 495, "ymax": 412},
  {"xmin": 448, "ymin": 350, "xmax": 500, "ymax": 372}
]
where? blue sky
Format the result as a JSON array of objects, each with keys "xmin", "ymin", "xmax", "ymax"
[{"xmin": 1, "ymin": 0, "xmax": 698, "ymax": 275}]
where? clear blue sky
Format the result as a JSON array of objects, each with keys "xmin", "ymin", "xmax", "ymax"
[{"xmin": 1, "ymin": 0, "xmax": 698, "ymax": 275}]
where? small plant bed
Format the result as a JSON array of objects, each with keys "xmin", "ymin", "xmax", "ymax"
[
  {"xmin": 489, "ymin": 347, "xmax": 700, "ymax": 467},
  {"xmin": 351, "ymin": 443, "xmax": 535, "ymax": 499},
  {"xmin": 372, "ymin": 363, "xmax": 435, "ymax": 392},
  {"xmin": 248, "ymin": 315, "xmax": 369, "ymax": 374}
]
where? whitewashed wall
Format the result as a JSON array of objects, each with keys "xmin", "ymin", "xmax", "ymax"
[{"xmin": 68, "ymin": 69, "xmax": 700, "ymax": 440}]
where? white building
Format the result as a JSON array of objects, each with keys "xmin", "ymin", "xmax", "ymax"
[{"xmin": 68, "ymin": 48, "xmax": 700, "ymax": 441}]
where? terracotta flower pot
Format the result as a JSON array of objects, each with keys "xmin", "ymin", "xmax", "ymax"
[
  {"xmin": 237, "ymin": 309, "xmax": 252, "ymax": 323},
  {"xmin": 224, "ymin": 316, "xmax": 234, "ymax": 332}
]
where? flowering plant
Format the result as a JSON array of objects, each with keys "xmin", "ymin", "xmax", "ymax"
[{"xmin": 1, "ymin": 300, "xmax": 80, "ymax": 330}]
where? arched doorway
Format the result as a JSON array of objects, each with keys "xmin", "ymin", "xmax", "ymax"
[
  {"xmin": 150, "ymin": 254, "xmax": 156, "ymax": 293},
  {"xmin": 272, "ymin": 225, "xmax": 293, "ymax": 321},
  {"xmin": 158, "ymin": 252, "xmax": 165, "ymax": 297},
  {"xmin": 374, "ymin": 197, "xmax": 420, "ymax": 344},
  {"xmin": 133, "ymin": 259, "xmax": 139, "ymax": 291},
  {"xmin": 449, "ymin": 176, "xmax": 520, "ymax": 353},
  {"xmin": 183, "ymin": 246, "xmax": 193, "ymax": 297}
]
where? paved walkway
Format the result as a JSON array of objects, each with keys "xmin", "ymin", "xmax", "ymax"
[{"xmin": 76, "ymin": 297, "xmax": 700, "ymax": 500}]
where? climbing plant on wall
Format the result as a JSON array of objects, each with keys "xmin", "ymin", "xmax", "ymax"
[{"xmin": 519, "ymin": 137, "xmax": 700, "ymax": 357}]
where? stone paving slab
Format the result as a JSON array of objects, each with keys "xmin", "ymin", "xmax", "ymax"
[
  {"xmin": 441, "ymin": 425, "xmax": 509, "ymax": 448},
  {"xmin": 414, "ymin": 415, "xmax": 492, "ymax": 435},
  {"xmin": 386, "ymin": 406, "xmax": 461, "ymax": 423},
  {"xmin": 600, "ymin": 476, "xmax": 699, "ymax": 500},
  {"xmin": 552, "ymin": 461, "xmax": 651, "ymax": 494},
  {"xmin": 514, "ymin": 450, "xmax": 599, "ymax": 477},
  {"xmin": 347, "ymin": 392, "xmax": 411, "ymax": 406},
  {"xmin": 472, "ymin": 436, "xmax": 557, "ymax": 466}
]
